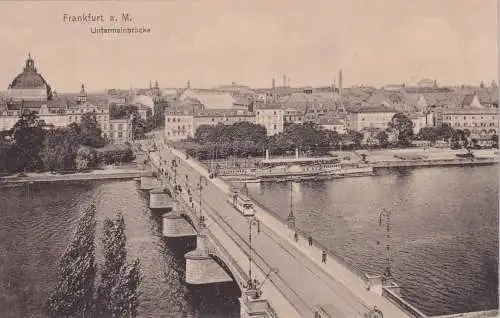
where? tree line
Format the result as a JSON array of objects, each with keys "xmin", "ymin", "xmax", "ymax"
[
  {"xmin": 180, "ymin": 121, "xmax": 365, "ymax": 160},
  {"xmin": 46, "ymin": 204, "xmax": 141, "ymax": 317},
  {"xmin": 0, "ymin": 112, "xmax": 134, "ymax": 174},
  {"xmin": 179, "ymin": 113, "xmax": 498, "ymax": 161}
]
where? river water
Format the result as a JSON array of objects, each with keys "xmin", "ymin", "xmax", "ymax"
[
  {"xmin": 0, "ymin": 165, "xmax": 497, "ymax": 317},
  {"xmin": 246, "ymin": 165, "xmax": 499, "ymax": 316}
]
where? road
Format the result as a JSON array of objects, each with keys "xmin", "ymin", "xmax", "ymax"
[{"xmin": 153, "ymin": 146, "xmax": 414, "ymax": 318}]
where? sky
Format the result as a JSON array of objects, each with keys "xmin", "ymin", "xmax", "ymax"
[{"xmin": 0, "ymin": 0, "xmax": 498, "ymax": 92}]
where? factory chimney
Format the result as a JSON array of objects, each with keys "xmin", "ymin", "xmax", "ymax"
[
  {"xmin": 338, "ymin": 70, "xmax": 343, "ymax": 96},
  {"xmin": 283, "ymin": 75, "xmax": 287, "ymax": 88}
]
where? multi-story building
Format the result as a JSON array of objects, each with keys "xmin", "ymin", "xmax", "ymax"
[
  {"xmin": 255, "ymin": 103, "xmax": 284, "ymax": 136},
  {"xmin": 318, "ymin": 117, "xmax": 347, "ymax": 134},
  {"xmin": 67, "ymin": 84, "xmax": 110, "ymax": 135},
  {"xmin": 108, "ymin": 118, "xmax": 133, "ymax": 144},
  {"xmin": 164, "ymin": 108, "xmax": 255, "ymax": 141},
  {"xmin": 441, "ymin": 108, "xmax": 498, "ymax": 137},
  {"xmin": 283, "ymin": 108, "xmax": 303, "ymax": 124},
  {"xmin": 347, "ymin": 106, "xmax": 397, "ymax": 132},
  {"xmin": 165, "ymin": 109, "xmax": 196, "ymax": 141},
  {"xmin": 0, "ymin": 55, "xmax": 111, "ymax": 137}
]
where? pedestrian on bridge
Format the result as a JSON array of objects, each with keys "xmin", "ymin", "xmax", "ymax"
[
  {"xmin": 308, "ymin": 235, "xmax": 313, "ymax": 246},
  {"xmin": 294, "ymin": 232, "xmax": 298, "ymax": 242},
  {"xmin": 322, "ymin": 250, "xmax": 327, "ymax": 263}
]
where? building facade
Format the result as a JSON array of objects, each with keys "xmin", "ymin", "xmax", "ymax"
[
  {"xmin": 164, "ymin": 109, "xmax": 255, "ymax": 141},
  {"xmin": 347, "ymin": 106, "xmax": 397, "ymax": 132},
  {"xmin": 108, "ymin": 118, "xmax": 133, "ymax": 144},
  {"xmin": 441, "ymin": 108, "xmax": 498, "ymax": 138},
  {"xmin": 255, "ymin": 103, "xmax": 284, "ymax": 136},
  {"xmin": 318, "ymin": 117, "xmax": 347, "ymax": 134},
  {"xmin": 0, "ymin": 56, "xmax": 111, "ymax": 136}
]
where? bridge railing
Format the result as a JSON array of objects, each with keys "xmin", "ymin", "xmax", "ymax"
[{"xmin": 382, "ymin": 286, "xmax": 427, "ymax": 318}]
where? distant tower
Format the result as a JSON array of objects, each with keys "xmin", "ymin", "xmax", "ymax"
[
  {"xmin": 338, "ymin": 70, "xmax": 343, "ymax": 96},
  {"xmin": 187, "ymin": 80, "xmax": 191, "ymax": 89},
  {"xmin": 283, "ymin": 75, "xmax": 287, "ymax": 88},
  {"xmin": 149, "ymin": 80, "xmax": 152, "ymax": 89},
  {"xmin": 272, "ymin": 78, "xmax": 276, "ymax": 102},
  {"xmin": 77, "ymin": 83, "xmax": 87, "ymax": 105},
  {"xmin": 288, "ymin": 77, "xmax": 291, "ymax": 88},
  {"xmin": 155, "ymin": 80, "xmax": 159, "ymax": 89}
]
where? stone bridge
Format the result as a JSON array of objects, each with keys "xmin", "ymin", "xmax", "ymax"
[{"xmin": 139, "ymin": 143, "xmax": 425, "ymax": 318}]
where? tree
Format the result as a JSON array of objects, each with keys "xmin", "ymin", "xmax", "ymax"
[
  {"xmin": 97, "ymin": 213, "xmax": 141, "ymax": 317},
  {"xmin": 389, "ymin": 113, "xmax": 414, "ymax": 147},
  {"xmin": 418, "ymin": 127, "xmax": 438, "ymax": 144},
  {"xmin": 47, "ymin": 204, "xmax": 97, "ymax": 317},
  {"xmin": 492, "ymin": 134, "xmax": 498, "ymax": 148},
  {"xmin": 374, "ymin": 131, "xmax": 389, "ymax": 148},
  {"xmin": 10, "ymin": 112, "xmax": 47, "ymax": 171},
  {"xmin": 347, "ymin": 130, "xmax": 363, "ymax": 148},
  {"xmin": 40, "ymin": 128, "xmax": 79, "ymax": 171},
  {"xmin": 75, "ymin": 147, "xmax": 98, "ymax": 171},
  {"xmin": 80, "ymin": 112, "xmax": 105, "ymax": 148}
]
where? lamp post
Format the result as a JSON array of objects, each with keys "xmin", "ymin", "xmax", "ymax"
[
  {"xmin": 247, "ymin": 217, "xmax": 261, "ymax": 291},
  {"xmin": 197, "ymin": 176, "xmax": 208, "ymax": 228},
  {"xmin": 171, "ymin": 158, "xmax": 179, "ymax": 200},
  {"xmin": 379, "ymin": 208, "xmax": 392, "ymax": 284},
  {"xmin": 287, "ymin": 182, "xmax": 296, "ymax": 229}
]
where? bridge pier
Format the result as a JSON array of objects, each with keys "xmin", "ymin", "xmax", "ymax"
[
  {"xmin": 149, "ymin": 188, "xmax": 173, "ymax": 211},
  {"xmin": 140, "ymin": 176, "xmax": 161, "ymax": 191},
  {"xmin": 184, "ymin": 228, "xmax": 233, "ymax": 285},
  {"xmin": 240, "ymin": 288, "xmax": 274, "ymax": 318},
  {"xmin": 162, "ymin": 201, "xmax": 197, "ymax": 238}
]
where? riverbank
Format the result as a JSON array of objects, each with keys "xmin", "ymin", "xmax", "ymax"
[{"xmin": 0, "ymin": 167, "xmax": 152, "ymax": 185}]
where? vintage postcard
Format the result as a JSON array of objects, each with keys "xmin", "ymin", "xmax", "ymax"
[{"xmin": 0, "ymin": 1, "xmax": 498, "ymax": 318}]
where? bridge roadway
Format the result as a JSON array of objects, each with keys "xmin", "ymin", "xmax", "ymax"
[{"xmin": 153, "ymin": 146, "xmax": 413, "ymax": 318}]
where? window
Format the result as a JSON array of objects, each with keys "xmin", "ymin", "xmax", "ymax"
[
  {"xmin": 274, "ymin": 111, "xmax": 276, "ymax": 115},
  {"xmin": 118, "ymin": 124, "xmax": 123, "ymax": 130},
  {"xmin": 167, "ymin": 118, "xmax": 170, "ymax": 122},
  {"xmin": 118, "ymin": 132, "xmax": 123, "ymax": 138},
  {"xmin": 212, "ymin": 118, "xmax": 215, "ymax": 122},
  {"xmin": 274, "ymin": 124, "xmax": 277, "ymax": 130}
]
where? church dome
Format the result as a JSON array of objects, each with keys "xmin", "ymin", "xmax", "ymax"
[{"xmin": 9, "ymin": 54, "xmax": 49, "ymax": 89}]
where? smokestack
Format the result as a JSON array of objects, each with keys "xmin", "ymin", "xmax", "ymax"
[
  {"xmin": 272, "ymin": 78, "xmax": 276, "ymax": 102},
  {"xmin": 283, "ymin": 75, "xmax": 287, "ymax": 88},
  {"xmin": 339, "ymin": 70, "xmax": 343, "ymax": 96},
  {"xmin": 288, "ymin": 77, "xmax": 291, "ymax": 88}
]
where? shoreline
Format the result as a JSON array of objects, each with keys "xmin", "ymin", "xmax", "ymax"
[{"xmin": 0, "ymin": 168, "xmax": 152, "ymax": 185}]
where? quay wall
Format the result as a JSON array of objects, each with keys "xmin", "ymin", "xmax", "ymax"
[
  {"xmin": 0, "ymin": 170, "xmax": 152, "ymax": 185},
  {"xmin": 372, "ymin": 157, "xmax": 497, "ymax": 169}
]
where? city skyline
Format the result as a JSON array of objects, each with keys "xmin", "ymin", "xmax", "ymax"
[{"xmin": 0, "ymin": 0, "xmax": 498, "ymax": 92}]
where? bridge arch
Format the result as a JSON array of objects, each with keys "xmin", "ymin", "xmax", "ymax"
[
  {"xmin": 180, "ymin": 213, "xmax": 198, "ymax": 231},
  {"xmin": 206, "ymin": 239, "xmax": 249, "ymax": 293}
]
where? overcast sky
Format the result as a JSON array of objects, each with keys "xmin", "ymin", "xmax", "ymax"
[{"xmin": 0, "ymin": 0, "xmax": 498, "ymax": 92}]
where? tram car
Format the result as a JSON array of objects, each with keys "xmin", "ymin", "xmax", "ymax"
[{"xmin": 227, "ymin": 186, "xmax": 255, "ymax": 216}]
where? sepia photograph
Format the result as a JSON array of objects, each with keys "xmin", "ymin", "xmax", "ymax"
[{"xmin": 0, "ymin": 1, "xmax": 498, "ymax": 317}]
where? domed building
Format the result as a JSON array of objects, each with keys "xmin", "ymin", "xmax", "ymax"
[{"xmin": 6, "ymin": 54, "xmax": 53, "ymax": 111}]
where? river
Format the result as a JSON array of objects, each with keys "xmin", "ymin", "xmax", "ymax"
[
  {"xmin": 246, "ymin": 165, "xmax": 499, "ymax": 316},
  {"xmin": 0, "ymin": 180, "xmax": 239, "ymax": 318},
  {"xmin": 0, "ymin": 165, "xmax": 497, "ymax": 317}
]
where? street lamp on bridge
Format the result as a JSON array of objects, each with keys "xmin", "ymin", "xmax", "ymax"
[
  {"xmin": 379, "ymin": 208, "xmax": 393, "ymax": 284},
  {"xmin": 245, "ymin": 216, "xmax": 261, "ymax": 295},
  {"xmin": 197, "ymin": 175, "xmax": 208, "ymax": 228},
  {"xmin": 287, "ymin": 182, "xmax": 296, "ymax": 229}
]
